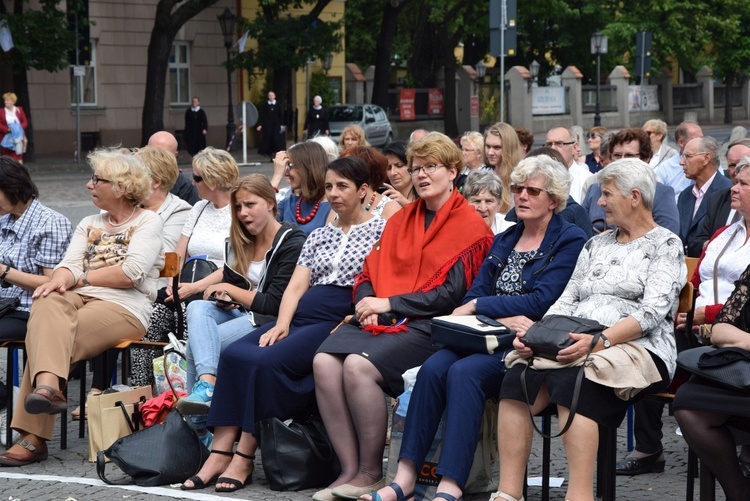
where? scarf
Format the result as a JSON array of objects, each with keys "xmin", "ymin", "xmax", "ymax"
[{"xmin": 354, "ymin": 189, "xmax": 493, "ymax": 334}]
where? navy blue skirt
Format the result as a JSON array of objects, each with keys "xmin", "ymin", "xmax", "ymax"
[{"xmin": 206, "ymin": 285, "xmax": 353, "ymax": 433}]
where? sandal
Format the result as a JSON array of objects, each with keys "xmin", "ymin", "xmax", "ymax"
[
  {"xmin": 0, "ymin": 439, "xmax": 48, "ymax": 466},
  {"xmin": 215, "ymin": 450, "xmax": 255, "ymax": 493},
  {"xmin": 362, "ymin": 482, "xmax": 414, "ymax": 501},
  {"xmin": 435, "ymin": 493, "xmax": 463, "ymax": 501},
  {"xmin": 181, "ymin": 450, "xmax": 232, "ymax": 490},
  {"xmin": 24, "ymin": 385, "xmax": 67, "ymax": 415}
]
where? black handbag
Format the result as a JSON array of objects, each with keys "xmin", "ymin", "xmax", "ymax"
[
  {"xmin": 96, "ymin": 410, "xmax": 210, "ymax": 486},
  {"xmin": 431, "ymin": 315, "xmax": 516, "ymax": 354},
  {"xmin": 677, "ymin": 346, "xmax": 750, "ymax": 393},
  {"xmin": 521, "ymin": 314, "xmax": 606, "ymax": 360},
  {"xmin": 0, "ymin": 297, "xmax": 19, "ymax": 317},
  {"xmin": 257, "ymin": 414, "xmax": 341, "ymax": 491}
]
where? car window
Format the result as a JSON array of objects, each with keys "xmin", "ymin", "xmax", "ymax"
[
  {"xmin": 329, "ymin": 106, "xmax": 363, "ymax": 122},
  {"xmin": 364, "ymin": 106, "xmax": 376, "ymax": 122},
  {"xmin": 375, "ymin": 107, "xmax": 387, "ymax": 122}
]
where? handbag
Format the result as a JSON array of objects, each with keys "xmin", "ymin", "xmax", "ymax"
[
  {"xmin": 677, "ymin": 346, "xmax": 750, "ymax": 393},
  {"xmin": 87, "ymin": 386, "xmax": 152, "ymax": 462},
  {"xmin": 521, "ymin": 314, "xmax": 606, "ymax": 360},
  {"xmin": 96, "ymin": 410, "xmax": 210, "ymax": 486},
  {"xmin": 0, "ymin": 297, "xmax": 19, "ymax": 317},
  {"xmin": 257, "ymin": 414, "xmax": 341, "ymax": 491},
  {"xmin": 431, "ymin": 315, "xmax": 515, "ymax": 354}
]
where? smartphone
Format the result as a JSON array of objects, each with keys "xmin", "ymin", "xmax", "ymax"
[
  {"xmin": 476, "ymin": 314, "xmax": 505, "ymax": 328},
  {"xmin": 207, "ymin": 295, "xmax": 243, "ymax": 309}
]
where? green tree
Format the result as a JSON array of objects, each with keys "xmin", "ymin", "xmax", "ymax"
[
  {"xmin": 309, "ymin": 70, "xmax": 336, "ymax": 106},
  {"xmin": 0, "ymin": 0, "xmax": 81, "ymax": 161},
  {"xmin": 232, "ymin": 0, "xmax": 342, "ymax": 123}
]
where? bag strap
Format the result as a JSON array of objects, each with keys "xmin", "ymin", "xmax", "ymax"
[
  {"xmin": 298, "ymin": 418, "xmax": 335, "ymax": 462},
  {"xmin": 96, "ymin": 450, "xmax": 134, "ymax": 485},
  {"xmin": 713, "ymin": 227, "xmax": 739, "ymax": 305},
  {"xmin": 115, "ymin": 397, "xmax": 146, "ymax": 434},
  {"xmin": 521, "ymin": 332, "xmax": 602, "ymax": 439},
  {"xmin": 164, "ymin": 347, "xmax": 187, "ymax": 402}
]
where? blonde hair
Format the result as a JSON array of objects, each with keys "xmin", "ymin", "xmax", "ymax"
[
  {"xmin": 134, "ymin": 146, "xmax": 179, "ymax": 191},
  {"xmin": 230, "ymin": 174, "xmax": 278, "ymax": 273},
  {"xmin": 407, "ymin": 131, "xmax": 463, "ymax": 176},
  {"xmin": 461, "ymin": 131, "xmax": 484, "ymax": 154},
  {"xmin": 192, "ymin": 147, "xmax": 239, "ymax": 191},
  {"xmin": 3, "ymin": 92, "xmax": 17, "ymax": 104},
  {"xmin": 484, "ymin": 122, "xmax": 522, "ymax": 213},
  {"xmin": 88, "ymin": 147, "xmax": 152, "ymax": 206},
  {"xmin": 339, "ymin": 124, "xmax": 369, "ymax": 149},
  {"xmin": 511, "ymin": 156, "xmax": 570, "ymax": 214}
]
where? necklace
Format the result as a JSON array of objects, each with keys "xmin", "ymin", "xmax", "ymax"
[
  {"xmin": 296, "ymin": 197, "xmax": 321, "ymax": 224},
  {"xmin": 363, "ymin": 192, "xmax": 377, "ymax": 212},
  {"xmin": 107, "ymin": 206, "xmax": 137, "ymax": 227}
]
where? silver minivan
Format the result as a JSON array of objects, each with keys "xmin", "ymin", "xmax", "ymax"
[{"xmin": 328, "ymin": 104, "xmax": 394, "ymax": 148}]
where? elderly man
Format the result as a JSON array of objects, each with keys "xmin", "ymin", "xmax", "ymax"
[
  {"xmin": 643, "ymin": 119, "xmax": 678, "ymax": 169},
  {"xmin": 409, "ymin": 128, "xmax": 429, "ymax": 144},
  {"xmin": 656, "ymin": 121, "xmax": 703, "ymax": 202},
  {"xmin": 148, "ymin": 131, "xmax": 199, "ymax": 205},
  {"xmin": 677, "ymin": 136, "xmax": 733, "ymax": 257},
  {"xmin": 257, "ymin": 91, "xmax": 285, "ymax": 160},
  {"xmin": 543, "ymin": 126, "xmax": 594, "ymax": 204},
  {"xmin": 692, "ymin": 138, "xmax": 750, "ymax": 253},
  {"xmin": 581, "ymin": 128, "xmax": 679, "ymax": 235}
]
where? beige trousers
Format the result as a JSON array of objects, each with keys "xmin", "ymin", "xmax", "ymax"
[{"xmin": 11, "ymin": 292, "xmax": 145, "ymax": 440}]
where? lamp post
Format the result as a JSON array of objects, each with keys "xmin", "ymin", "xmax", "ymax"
[
  {"xmin": 590, "ymin": 29, "xmax": 608, "ymax": 127},
  {"xmin": 323, "ymin": 53, "xmax": 333, "ymax": 74},
  {"xmin": 529, "ymin": 59, "xmax": 540, "ymax": 93},
  {"xmin": 475, "ymin": 59, "xmax": 487, "ymax": 94},
  {"xmin": 217, "ymin": 8, "xmax": 236, "ymax": 150}
]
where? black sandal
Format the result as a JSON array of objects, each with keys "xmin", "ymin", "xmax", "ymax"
[
  {"xmin": 181, "ymin": 450, "xmax": 233, "ymax": 491},
  {"xmin": 215, "ymin": 450, "xmax": 255, "ymax": 493}
]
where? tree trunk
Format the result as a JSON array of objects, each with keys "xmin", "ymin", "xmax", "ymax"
[
  {"xmin": 141, "ymin": 28, "xmax": 172, "ymax": 145},
  {"xmin": 408, "ymin": 3, "xmax": 440, "ymax": 88},
  {"xmin": 442, "ymin": 49, "xmax": 459, "ymax": 138},
  {"xmin": 371, "ymin": 1, "xmax": 407, "ymax": 109},
  {"xmin": 724, "ymin": 74, "xmax": 734, "ymax": 125}
]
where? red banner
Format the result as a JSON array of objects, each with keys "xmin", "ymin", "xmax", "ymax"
[
  {"xmin": 399, "ymin": 88, "xmax": 416, "ymax": 121},
  {"xmin": 428, "ymin": 88, "xmax": 444, "ymax": 115},
  {"xmin": 470, "ymin": 96, "xmax": 479, "ymax": 117}
]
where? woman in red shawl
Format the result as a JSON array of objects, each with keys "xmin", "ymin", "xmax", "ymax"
[{"xmin": 312, "ymin": 132, "xmax": 493, "ymax": 501}]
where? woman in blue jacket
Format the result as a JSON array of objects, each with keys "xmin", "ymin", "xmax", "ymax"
[{"xmin": 364, "ymin": 155, "xmax": 587, "ymax": 501}]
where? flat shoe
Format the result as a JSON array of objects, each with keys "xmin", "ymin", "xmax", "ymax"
[
  {"xmin": 333, "ymin": 477, "xmax": 386, "ymax": 499},
  {"xmin": 312, "ymin": 487, "xmax": 336, "ymax": 501},
  {"xmin": 24, "ymin": 385, "xmax": 67, "ymax": 415},
  {"xmin": 0, "ymin": 439, "xmax": 48, "ymax": 467},
  {"xmin": 615, "ymin": 451, "xmax": 665, "ymax": 475}
]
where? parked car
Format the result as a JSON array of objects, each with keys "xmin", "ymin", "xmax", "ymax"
[{"xmin": 328, "ymin": 104, "xmax": 394, "ymax": 148}]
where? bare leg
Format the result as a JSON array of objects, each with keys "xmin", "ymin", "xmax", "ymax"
[
  {"xmin": 558, "ymin": 406, "xmax": 597, "ymax": 501},
  {"xmin": 215, "ymin": 431, "xmax": 257, "ymax": 490},
  {"xmin": 182, "ymin": 426, "xmax": 238, "ymax": 488},
  {"xmin": 342, "ymin": 355, "xmax": 388, "ymax": 487},
  {"xmin": 497, "ymin": 383, "xmax": 550, "ymax": 500},
  {"xmin": 676, "ymin": 409, "xmax": 750, "ymax": 501},
  {"xmin": 314, "ymin": 353, "xmax": 360, "ymax": 487}
]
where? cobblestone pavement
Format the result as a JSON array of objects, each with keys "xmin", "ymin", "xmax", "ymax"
[{"xmin": 1, "ymin": 144, "xmax": 735, "ymax": 499}]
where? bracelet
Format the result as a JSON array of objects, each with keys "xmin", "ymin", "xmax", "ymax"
[
  {"xmin": 0, "ymin": 265, "xmax": 11, "ymax": 283},
  {"xmin": 273, "ymin": 186, "xmax": 279, "ymax": 193},
  {"xmin": 82, "ymin": 270, "xmax": 91, "ymax": 286}
]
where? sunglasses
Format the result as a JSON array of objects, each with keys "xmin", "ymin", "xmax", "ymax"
[
  {"xmin": 192, "ymin": 174, "xmax": 203, "ymax": 183},
  {"xmin": 586, "ymin": 133, "xmax": 603, "ymax": 139},
  {"xmin": 510, "ymin": 184, "xmax": 550, "ymax": 196}
]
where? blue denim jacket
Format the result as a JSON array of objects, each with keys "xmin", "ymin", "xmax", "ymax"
[{"xmin": 463, "ymin": 213, "xmax": 587, "ymax": 320}]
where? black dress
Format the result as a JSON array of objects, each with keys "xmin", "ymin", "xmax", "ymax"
[
  {"xmin": 304, "ymin": 106, "xmax": 329, "ymax": 139},
  {"xmin": 674, "ymin": 264, "xmax": 750, "ymax": 418},
  {"xmin": 258, "ymin": 100, "xmax": 285, "ymax": 157},
  {"xmin": 184, "ymin": 107, "xmax": 208, "ymax": 155}
]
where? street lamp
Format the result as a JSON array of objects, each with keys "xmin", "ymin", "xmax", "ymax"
[
  {"xmin": 475, "ymin": 59, "xmax": 487, "ymax": 93},
  {"xmin": 590, "ymin": 29, "xmax": 608, "ymax": 127},
  {"xmin": 323, "ymin": 53, "xmax": 333, "ymax": 74},
  {"xmin": 217, "ymin": 8, "xmax": 236, "ymax": 150},
  {"xmin": 529, "ymin": 59, "xmax": 540, "ymax": 93}
]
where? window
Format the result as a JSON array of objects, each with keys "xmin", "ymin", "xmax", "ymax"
[
  {"xmin": 169, "ymin": 42, "xmax": 190, "ymax": 105},
  {"xmin": 70, "ymin": 40, "xmax": 97, "ymax": 106}
]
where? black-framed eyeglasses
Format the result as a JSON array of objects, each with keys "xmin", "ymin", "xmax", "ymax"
[
  {"xmin": 644, "ymin": 131, "xmax": 654, "ymax": 137},
  {"xmin": 611, "ymin": 152, "xmax": 640, "ymax": 160},
  {"xmin": 586, "ymin": 133, "xmax": 603, "ymax": 139},
  {"xmin": 192, "ymin": 174, "xmax": 204, "ymax": 183},
  {"xmin": 510, "ymin": 184, "xmax": 550, "ymax": 197},
  {"xmin": 91, "ymin": 174, "xmax": 111, "ymax": 185},
  {"xmin": 408, "ymin": 163, "xmax": 443, "ymax": 177},
  {"xmin": 543, "ymin": 140, "xmax": 575, "ymax": 148}
]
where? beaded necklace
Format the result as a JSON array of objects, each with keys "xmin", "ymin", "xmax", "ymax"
[
  {"xmin": 296, "ymin": 197, "xmax": 321, "ymax": 224},
  {"xmin": 363, "ymin": 192, "xmax": 377, "ymax": 212}
]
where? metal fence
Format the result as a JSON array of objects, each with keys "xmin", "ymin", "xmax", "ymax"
[
  {"xmin": 714, "ymin": 84, "xmax": 743, "ymax": 108},
  {"xmin": 673, "ymin": 84, "xmax": 703, "ymax": 109},
  {"xmin": 582, "ymin": 85, "xmax": 617, "ymax": 113}
]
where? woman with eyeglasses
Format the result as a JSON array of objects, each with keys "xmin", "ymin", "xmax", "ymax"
[
  {"xmin": 585, "ymin": 126, "xmax": 608, "ymax": 173},
  {"xmin": 0, "ymin": 148, "xmax": 164, "ymax": 467},
  {"xmin": 312, "ymin": 132, "xmax": 494, "ymax": 501},
  {"xmin": 273, "ymin": 141, "xmax": 333, "ymax": 235},
  {"xmin": 456, "ymin": 131, "xmax": 486, "ymax": 193},
  {"xmin": 382, "ymin": 141, "xmax": 417, "ymax": 207},
  {"xmin": 365, "ymin": 155, "xmax": 587, "ymax": 501}
]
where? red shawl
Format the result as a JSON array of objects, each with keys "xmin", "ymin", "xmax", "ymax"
[{"xmin": 354, "ymin": 189, "xmax": 493, "ymax": 333}]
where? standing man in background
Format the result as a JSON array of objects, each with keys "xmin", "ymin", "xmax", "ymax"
[
  {"xmin": 184, "ymin": 97, "xmax": 207, "ymax": 156},
  {"xmin": 257, "ymin": 91, "xmax": 285, "ymax": 160}
]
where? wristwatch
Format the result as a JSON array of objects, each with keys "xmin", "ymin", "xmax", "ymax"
[
  {"xmin": 82, "ymin": 270, "xmax": 91, "ymax": 286},
  {"xmin": 0, "ymin": 265, "xmax": 11, "ymax": 286},
  {"xmin": 599, "ymin": 333, "xmax": 611, "ymax": 348}
]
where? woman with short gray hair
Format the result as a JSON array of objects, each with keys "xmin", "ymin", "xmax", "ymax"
[
  {"xmin": 598, "ymin": 158, "xmax": 657, "ymax": 210},
  {"xmin": 510, "ymin": 154, "xmax": 570, "ymax": 214},
  {"xmin": 464, "ymin": 169, "xmax": 514, "ymax": 234}
]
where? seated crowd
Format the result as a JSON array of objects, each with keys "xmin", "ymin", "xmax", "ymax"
[{"xmin": 1, "ymin": 121, "xmax": 749, "ymax": 501}]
